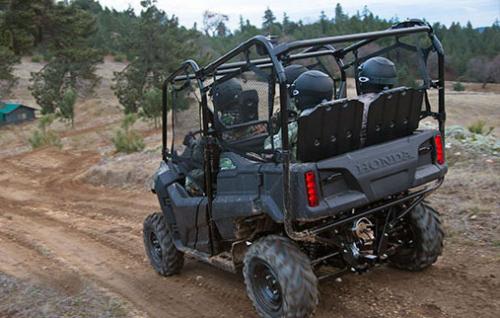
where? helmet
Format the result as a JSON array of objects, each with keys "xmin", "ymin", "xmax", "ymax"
[
  {"xmin": 357, "ymin": 57, "xmax": 397, "ymax": 94},
  {"xmin": 292, "ymin": 70, "xmax": 334, "ymax": 111},
  {"xmin": 211, "ymin": 78, "xmax": 242, "ymax": 111},
  {"xmin": 284, "ymin": 64, "xmax": 308, "ymax": 86}
]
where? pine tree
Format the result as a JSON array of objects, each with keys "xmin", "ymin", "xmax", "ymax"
[
  {"xmin": 319, "ymin": 11, "xmax": 328, "ymax": 34},
  {"xmin": 0, "ymin": 45, "xmax": 18, "ymax": 96},
  {"xmin": 262, "ymin": 7, "xmax": 276, "ymax": 34},
  {"xmin": 57, "ymin": 87, "xmax": 77, "ymax": 127},
  {"xmin": 112, "ymin": 0, "xmax": 194, "ymax": 114},
  {"xmin": 29, "ymin": 1, "xmax": 102, "ymax": 114}
]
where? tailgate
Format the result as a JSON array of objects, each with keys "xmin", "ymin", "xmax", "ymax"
[{"xmin": 291, "ymin": 130, "xmax": 447, "ymax": 220}]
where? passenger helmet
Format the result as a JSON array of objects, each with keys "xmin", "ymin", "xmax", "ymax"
[
  {"xmin": 357, "ymin": 56, "xmax": 397, "ymax": 94},
  {"xmin": 292, "ymin": 70, "xmax": 334, "ymax": 111},
  {"xmin": 284, "ymin": 64, "xmax": 308, "ymax": 86},
  {"xmin": 211, "ymin": 78, "xmax": 242, "ymax": 111}
]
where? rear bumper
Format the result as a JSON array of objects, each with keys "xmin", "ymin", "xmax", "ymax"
[{"xmin": 290, "ymin": 130, "xmax": 447, "ymax": 221}]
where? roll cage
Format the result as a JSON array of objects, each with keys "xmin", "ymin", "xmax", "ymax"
[{"xmin": 162, "ymin": 19, "xmax": 446, "ymax": 245}]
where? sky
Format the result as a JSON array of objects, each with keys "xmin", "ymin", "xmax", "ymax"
[{"xmin": 98, "ymin": 0, "xmax": 500, "ymax": 30}]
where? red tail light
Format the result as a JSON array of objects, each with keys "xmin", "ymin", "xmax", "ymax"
[
  {"xmin": 305, "ymin": 171, "xmax": 319, "ymax": 207},
  {"xmin": 434, "ymin": 134, "xmax": 445, "ymax": 165}
]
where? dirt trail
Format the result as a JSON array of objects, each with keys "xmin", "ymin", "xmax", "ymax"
[
  {"xmin": 0, "ymin": 149, "xmax": 254, "ymax": 318},
  {"xmin": 0, "ymin": 147, "xmax": 498, "ymax": 318}
]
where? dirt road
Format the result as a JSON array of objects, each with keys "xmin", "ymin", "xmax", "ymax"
[{"xmin": 0, "ymin": 146, "xmax": 499, "ymax": 318}]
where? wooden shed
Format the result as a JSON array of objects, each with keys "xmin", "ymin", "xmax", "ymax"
[{"xmin": 0, "ymin": 102, "xmax": 36, "ymax": 126}]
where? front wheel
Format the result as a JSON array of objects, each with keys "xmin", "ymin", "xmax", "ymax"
[
  {"xmin": 243, "ymin": 235, "xmax": 318, "ymax": 318},
  {"xmin": 389, "ymin": 203, "xmax": 444, "ymax": 271},
  {"xmin": 143, "ymin": 212, "xmax": 184, "ymax": 276}
]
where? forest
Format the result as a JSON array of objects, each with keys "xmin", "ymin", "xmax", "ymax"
[{"xmin": 0, "ymin": 0, "xmax": 499, "ymax": 121}]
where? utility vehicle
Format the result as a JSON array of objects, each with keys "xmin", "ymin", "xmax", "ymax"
[{"xmin": 143, "ymin": 20, "xmax": 447, "ymax": 318}]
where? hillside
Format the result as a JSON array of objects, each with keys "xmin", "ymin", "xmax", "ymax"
[{"xmin": 0, "ymin": 59, "xmax": 499, "ymax": 318}]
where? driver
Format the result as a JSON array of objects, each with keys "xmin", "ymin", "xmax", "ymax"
[
  {"xmin": 184, "ymin": 79, "xmax": 244, "ymax": 196},
  {"xmin": 265, "ymin": 70, "xmax": 334, "ymax": 159},
  {"xmin": 357, "ymin": 56, "xmax": 397, "ymax": 145},
  {"xmin": 212, "ymin": 78, "xmax": 243, "ymax": 126}
]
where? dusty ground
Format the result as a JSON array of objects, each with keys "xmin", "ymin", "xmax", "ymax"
[{"xmin": 0, "ymin": 60, "xmax": 499, "ymax": 318}]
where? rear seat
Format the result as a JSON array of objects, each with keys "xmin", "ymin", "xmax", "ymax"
[
  {"xmin": 297, "ymin": 99, "xmax": 364, "ymax": 162},
  {"xmin": 365, "ymin": 87, "xmax": 424, "ymax": 146}
]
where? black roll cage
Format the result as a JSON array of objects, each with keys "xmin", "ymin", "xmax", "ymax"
[{"xmin": 162, "ymin": 20, "xmax": 446, "ymax": 245}]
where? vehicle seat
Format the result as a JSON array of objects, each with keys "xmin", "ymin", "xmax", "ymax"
[
  {"xmin": 297, "ymin": 99, "xmax": 364, "ymax": 162},
  {"xmin": 365, "ymin": 87, "xmax": 424, "ymax": 146},
  {"xmin": 238, "ymin": 89, "xmax": 259, "ymax": 123}
]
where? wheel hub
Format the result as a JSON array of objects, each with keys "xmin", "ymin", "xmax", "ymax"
[{"xmin": 251, "ymin": 259, "xmax": 282, "ymax": 312}]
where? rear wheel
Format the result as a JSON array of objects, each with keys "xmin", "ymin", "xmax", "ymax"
[
  {"xmin": 389, "ymin": 203, "xmax": 444, "ymax": 271},
  {"xmin": 243, "ymin": 235, "xmax": 318, "ymax": 318},
  {"xmin": 143, "ymin": 212, "xmax": 184, "ymax": 276}
]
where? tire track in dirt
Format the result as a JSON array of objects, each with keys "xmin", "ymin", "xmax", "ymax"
[
  {"xmin": 1, "ymin": 147, "xmax": 499, "ymax": 318},
  {"xmin": 0, "ymin": 206, "xmax": 254, "ymax": 318},
  {"xmin": 0, "ymin": 148, "xmax": 257, "ymax": 318}
]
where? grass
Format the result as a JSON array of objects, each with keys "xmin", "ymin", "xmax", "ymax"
[
  {"xmin": 453, "ymin": 82, "xmax": 465, "ymax": 91},
  {"xmin": 31, "ymin": 55, "xmax": 43, "ymax": 63},
  {"xmin": 0, "ymin": 273, "xmax": 132, "ymax": 318},
  {"xmin": 113, "ymin": 54, "xmax": 127, "ymax": 63},
  {"xmin": 28, "ymin": 115, "xmax": 62, "ymax": 149},
  {"xmin": 467, "ymin": 120, "xmax": 494, "ymax": 135},
  {"xmin": 112, "ymin": 114, "xmax": 145, "ymax": 153}
]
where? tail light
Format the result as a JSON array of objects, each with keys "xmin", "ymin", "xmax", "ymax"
[
  {"xmin": 305, "ymin": 171, "xmax": 319, "ymax": 207},
  {"xmin": 434, "ymin": 134, "xmax": 445, "ymax": 165}
]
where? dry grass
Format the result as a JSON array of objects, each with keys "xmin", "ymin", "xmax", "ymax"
[{"xmin": 0, "ymin": 273, "xmax": 140, "ymax": 318}]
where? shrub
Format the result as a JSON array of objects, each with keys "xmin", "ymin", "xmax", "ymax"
[
  {"xmin": 112, "ymin": 114, "xmax": 145, "ymax": 153},
  {"xmin": 453, "ymin": 82, "xmax": 465, "ymax": 91},
  {"xmin": 28, "ymin": 114, "xmax": 62, "ymax": 149},
  {"xmin": 113, "ymin": 54, "xmax": 126, "ymax": 63},
  {"xmin": 57, "ymin": 88, "xmax": 77, "ymax": 127},
  {"xmin": 31, "ymin": 55, "xmax": 43, "ymax": 63},
  {"xmin": 468, "ymin": 120, "xmax": 494, "ymax": 135},
  {"xmin": 42, "ymin": 53, "xmax": 53, "ymax": 62},
  {"xmin": 28, "ymin": 130, "xmax": 62, "ymax": 149},
  {"xmin": 140, "ymin": 87, "xmax": 162, "ymax": 128}
]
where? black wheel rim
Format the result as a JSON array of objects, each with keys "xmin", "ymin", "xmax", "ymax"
[
  {"xmin": 250, "ymin": 258, "xmax": 283, "ymax": 314},
  {"xmin": 149, "ymin": 232, "xmax": 162, "ymax": 263}
]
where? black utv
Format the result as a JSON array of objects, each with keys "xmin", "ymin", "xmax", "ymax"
[{"xmin": 143, "ymin": 20, "xmax": 447, "ymax": 318}]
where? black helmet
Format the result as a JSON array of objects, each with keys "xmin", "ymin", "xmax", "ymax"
[
  {"xmin": 292, "ymin": 70, "xmax": 334, "ymax": 111},
  {"xmin": 284, "ymin": 64, "xmax": 308, "ymax": 86},
  {"xmin": 211, "ymin": 78, "xmax": 242, "ymax": 111},
  {"xmin": 357, "ymin": 56, "xmax": 397, "ymax": 94}
]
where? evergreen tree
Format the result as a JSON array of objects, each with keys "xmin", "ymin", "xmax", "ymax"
[
  {"xmin": 0, "ymin": 45, "xmax": 18, "ymax": 96},
  {"xmin": 30, "ymin": 1, "xmax": 102, "ymax": 114},
  {"xmin": 140, "ymin": 87, "xmax": 161, "ymax": 128},
  {"xmin": 262, "ymin": 7, "xmax": 277, "ymax": 34},
  {"xmin": 334, "ymin": 3, "xmax": 348, "ymax": 23},
  {"xmin": 57, "ymin": 87, "xmax": 77, "ymax": 127},
  {"xmin": 319, "ymin": 11, "xmax": 328, "ymax": 34},
  {"xmin": 113, "ymin": 0, "xmax": 194, "ymax": 114}
]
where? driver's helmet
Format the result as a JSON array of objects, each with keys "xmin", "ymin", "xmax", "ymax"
[
  {"xmin": 211, "ymin": 78, "xmax": 243, "ymax": 125},
  {"xmin": 292, "ymin": 70, "xmax": 334, "ymax": 111},
  {"xmin": 357, "ymin": 56, "xmax": 397, "ymax": 94}
]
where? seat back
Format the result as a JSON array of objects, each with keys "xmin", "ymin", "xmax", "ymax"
[
  {"xmin": 365, "ymin": 87, "xmax": 424, "ymax": 146},
  {"xmin": 238, "ymin": 89, "xmax": 259, "ymax": 122},
  {"xmin": 297, "ymin": 99, "xmax": 364, "ymax": 162}
]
